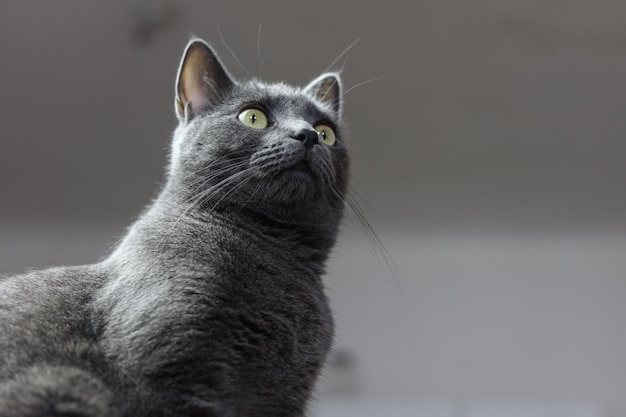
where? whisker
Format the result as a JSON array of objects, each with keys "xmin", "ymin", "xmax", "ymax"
[
  {"xmin": 342, "ymin": 77, "xmax": 386, "ymax": 97},
  {"xmin": 166, "ymin": 148, "xmax": 256, "ymax": 200},
  {"xmin": 216, "ymin": 26, "xmax": 249, "ymax": 75},
  {"xmin": 324, "ymin": 38, "xmax": 360, "ymax": 73},
  {"xmin": 241, "ymin": 171, "xmax": 269, "ymax": 208},
  {"xmin": 156, "ymin": 168, "xmax": 254, "ymax": 251},
  {"xmin": 323, "ymin": 186, "xmax": 341, "ymax": 225},
  {"xmin": 187, "ymin": 167, "xmax": 251, "ymax": 206},
  {"xmin": 168, "ymin": 160, "xmax": 250, "ymax": 203},
  {"xmin": 183, "ymin": 159, "xmax": 250, "ymax": 191},
  {"xmin": 257, "ymin": 24, "xmax": 265, "ymax": 78},
  {"xmin": 346, "ymin": 194, "xmax": 397, "ymax": 276},
  {"xmin": 339, "ymin": 54, "xmax": 350, "ymax": 75},
  {"xmin": 172, "ymin": 149, "xmax": 253, "ymax": 182},
  {"xmin": 347, "ymin": 179, "xmax": 385, "ymax": 222},
  {"xmin": 209, "ymin": 170, "xmax": 255, "ymax": 211},
  {"xmin": 335, "ymin": 184, "xmax": 409, "ymax": 309}
]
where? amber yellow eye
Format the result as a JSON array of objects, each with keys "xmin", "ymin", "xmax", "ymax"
[
  {"xmin": 314, "ymin": 124, "xmax": 336, "ymax": 146},
  {"xmin": 238, "ymin": 108, "xmax": 269, "ymax": 129}
]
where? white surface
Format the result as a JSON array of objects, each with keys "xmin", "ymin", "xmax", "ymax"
[
  {"xmin": 311, "ymin": 399, "xmax": 600, "ymax": 417},
  {"xmin": 312, "ymin": 399, "xmax": 451, "ymax": 417},
  {"xmin": 467, "ymin": 401, "xmax": 599, "ymax": 417},
  {"xmin": 325, "ymin": 229, "xmax": 626, "ymax": 410}
]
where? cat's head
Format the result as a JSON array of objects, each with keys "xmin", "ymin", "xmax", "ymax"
[{"xmin": 167, "ymin": 39, "xmax": 349, "ymax": 223}]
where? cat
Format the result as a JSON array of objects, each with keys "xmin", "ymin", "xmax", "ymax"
[{"xmin": 0, "ymin": 38, "xmax": 348, "ymax": 417}]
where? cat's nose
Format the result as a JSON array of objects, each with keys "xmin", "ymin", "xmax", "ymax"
[{"xmin": 292, "ymin": 128, "xmax": 319, "ymax": 150}]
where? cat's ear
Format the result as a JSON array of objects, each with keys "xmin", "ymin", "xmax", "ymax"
[
  {"xmin": 305, "ymin": 73, "xmax": 342, "ymax": 120},
  {"xmin": 175, "ymin": 39, "xmax": 234, "ymax": 121}
]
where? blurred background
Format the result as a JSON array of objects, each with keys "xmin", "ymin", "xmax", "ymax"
[{"xmin": 1, "ymin": 1, "xmax": 626, "ymax": 416}]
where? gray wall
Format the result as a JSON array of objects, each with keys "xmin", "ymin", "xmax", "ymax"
[{"xmin": 2, "ymin": 0, "xmax": 625, "ymax": 415}]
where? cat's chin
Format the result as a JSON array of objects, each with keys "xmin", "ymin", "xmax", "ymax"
[
  {"xmin": 262, "ymin": 167, "xmax": 321, "ymax": 206},
  {"xmin": 286, "ymin": 161, "xmax": 314, "ymax": 177}
]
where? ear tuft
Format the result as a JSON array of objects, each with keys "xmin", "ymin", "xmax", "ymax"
[
  {"xmin": 305, "ymin": 73, "xmax": 342, "ymax": 120},
  {"xmin": 175, "ymin": 39, "xmax": 234, "ymax": 121}
]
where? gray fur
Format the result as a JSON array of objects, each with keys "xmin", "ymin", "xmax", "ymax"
[{"xmin": 0, "ymin": 38, "xmax": 348, "ymax": 417}]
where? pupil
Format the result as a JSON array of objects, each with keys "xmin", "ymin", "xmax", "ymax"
[{"xmin": 250, "ymin": 114, "xmax": 257, "ymax": 123}]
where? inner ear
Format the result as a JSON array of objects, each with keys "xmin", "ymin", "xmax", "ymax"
[
  {"xmin": 175, "ymin": 39, "xmax": 234, "ymax": 121},
  {"xmin": 305, "ymin": 73, "xmax": 342, "ymax": 120}
]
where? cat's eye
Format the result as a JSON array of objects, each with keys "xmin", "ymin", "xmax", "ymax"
[
  {"xmin": 238, "ymin": 108, "xmax": 269, "ymax": 129},
  {"xmin": 314, "ymin": 124, "xmax": 336, "ymax": 146}
]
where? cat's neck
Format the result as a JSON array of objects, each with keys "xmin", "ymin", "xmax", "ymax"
[{"xmin": 107, "ymin": 185, "xmax": 340, "ymax": 271}]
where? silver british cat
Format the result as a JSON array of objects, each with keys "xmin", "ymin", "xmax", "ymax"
[{"xmin": 0, "ymin": 38, "xmax": 348, "ymax": 417}]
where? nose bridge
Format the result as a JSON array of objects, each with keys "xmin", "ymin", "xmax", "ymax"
[{"xmin": 282, "ymin": 118, "xmax": 315, "ymax": 133}]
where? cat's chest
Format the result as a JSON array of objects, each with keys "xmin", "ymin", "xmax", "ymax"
[
  {"xmin": 105, "ymin": 263, "xmax": 333, "ymax": 412},
  {"xmin": 183, "ymin": 247, "xmax": 332, "ymax": 348},
  {"xmin": 104, "ymin": 242, "xmax": 333, "ymax": 367}
]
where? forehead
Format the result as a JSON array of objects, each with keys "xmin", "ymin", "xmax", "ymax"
[{"xmin": 234, "ymin": 81, "xmax": 336, "ymax": 122}]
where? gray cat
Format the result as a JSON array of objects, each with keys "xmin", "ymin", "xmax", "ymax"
[{"xmin": 0, "ymin": 38, "xmax": 348, "ymax": 417}]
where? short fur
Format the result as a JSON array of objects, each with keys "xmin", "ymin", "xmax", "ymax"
[{"xmin": 0, "ymin": 38, "xmax": 349, "ymax": 417}]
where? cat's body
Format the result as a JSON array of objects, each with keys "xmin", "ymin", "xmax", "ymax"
[{"xmin": 0, "ymin": 39, "xmax": 348, "ymax": 417}]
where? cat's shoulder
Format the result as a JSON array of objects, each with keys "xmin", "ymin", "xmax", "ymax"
[{"xmin": 0, "ymin": 264, "xmax": 105, "ymax": 306}]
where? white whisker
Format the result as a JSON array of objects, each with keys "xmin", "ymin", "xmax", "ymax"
[
  {"xmin": 342, "ymin": 77, "xmax": 386, "ymax": 97},
  {"xmin": 324, "ymin": 38, "xmax": 360, "ymax": 73},
  {"xmin": 334, "ymin": 183, "xmax": 409, "ymax": 309},
  {"xmin": 257, "ymin": 24, "xmax": 265, "ymax": 78},
  {"xmin": 156, "ymin": 167, "xmax": 254, "ymax": 251},
  {"xmin": 216, "ymin": 26, "xmax": 249, "ymax": 75}
]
